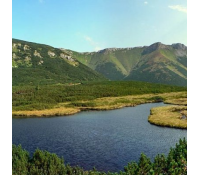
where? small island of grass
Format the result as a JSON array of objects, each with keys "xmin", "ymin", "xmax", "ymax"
[{"xmin": 148, "ymin": 105, "xmax": 187, "ymax": 129}]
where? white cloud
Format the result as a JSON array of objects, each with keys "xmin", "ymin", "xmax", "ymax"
[
  {"xmin": 144, "ymin": 1, "xmax": 148, "ymax": 5},
  {"xmin": 168, "ymin": 5, "xmax": 187, "ymax": 13},
  {"xmin": 83, "ymin": 35, "xmax": 102, "ymax": 51}
]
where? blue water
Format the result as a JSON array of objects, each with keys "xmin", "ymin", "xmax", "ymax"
[{"xmin": 12, "ymin": 103, "xmax": 187, "ymax": 172}]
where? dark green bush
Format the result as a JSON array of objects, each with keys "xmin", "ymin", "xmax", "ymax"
[
  {"xmin": 29, "ymin": 149, "xmax": 66, "ymax": 175},
  {"xmin": 12, "ymin": 145, "xmax": 29, "ymax": 175}
]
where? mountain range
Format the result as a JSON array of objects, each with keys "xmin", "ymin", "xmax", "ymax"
[
  {"xmin": 12, "ymin": 39, "xmax": 187, "ymax": 86},
  {"xmin": 66, "ymin": 42, "xmax": 187, "ymax": 86}
]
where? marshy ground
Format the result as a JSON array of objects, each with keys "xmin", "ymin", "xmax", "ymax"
[{"xmin": 13, "ymin": 90, "xmax": 187, "ymax": 129}]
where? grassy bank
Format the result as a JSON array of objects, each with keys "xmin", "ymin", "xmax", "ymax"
[
  {"xmin": 12, "ymin": 81, "xmax": 186, "ymax": 111},
  {"xmin": 12, "ymin": 81, "xmax": 187, "ymax": 128},
  {"xmin": 12, "ymin": 107, "xmax": 80, "ymax": 117},
  {"xmin": 13, "ymin": 91, "xmax": 186, "ymax": 118},
  {"xmin": 148, "ymin": 95, "xmax": 187, "ymax": 129},
  {"xmin": 148, "ymin": 105, "xmax": 187, "ymax": 129}
]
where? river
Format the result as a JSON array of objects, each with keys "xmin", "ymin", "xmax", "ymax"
[{"xmin": 12, "ymin": 102, "xmax": 187, "ymax": 172}]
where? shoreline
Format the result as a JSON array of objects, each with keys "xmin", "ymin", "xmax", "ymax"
[
  {"xmin": 12, "ymin": 102, "xmax": 150, "ymax": 118},
  {"xmin": 148, "ymin": 121, "xmax": 187, "ymax": 129},
  {"xmin": 12, "ymin": 91, "xmax": 187, "ymax": 129},
  {"xmin": 12, "ymin": 107, "xmax": 81, "ymax": 118},
  {"xmin": 148, "ymin": 105, "xmax": 187, "ymax": 129}
]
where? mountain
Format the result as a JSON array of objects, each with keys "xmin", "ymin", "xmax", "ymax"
[
  {"xmin": 125, "ymin": 43, "xmax": 187, "ymax": 86},
  {"xmin": 65, "ymin": 42, "xmax": 187, "ymax": 86},
  {"xmin": 12, "ymin": 39, "xmax": 187, "ymax": 86},
  {"xmin": 12, "ymin": 39, "xmax": 107, "ymax": 85}
]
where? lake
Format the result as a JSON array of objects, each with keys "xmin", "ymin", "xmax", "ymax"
[{"xmin": 12, "ymin": 102, "xmax": 187, "ymax": 172}]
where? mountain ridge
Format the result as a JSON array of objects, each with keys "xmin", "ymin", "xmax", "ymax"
[
  {"xmin": 12, "ymin": 39, "xmax": 107, "ymax": 85},
  {"xmin": 12, "ymin": 39, "xmax": 187, "ymax": 86},
  {"xmin": 65, "ymin": 42, "xmax": 187, "ymax": 86}
]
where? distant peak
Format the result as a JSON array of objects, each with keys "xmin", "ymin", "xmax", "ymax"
[
  {"xmin": 172, "ymin": 43, "xmax": 187, "ymax": 50},
  {"xmin": 97, "ymin": 48, "xmax": 123, "ymax": 53},
  {"xmin": 149, "ymin": 42, "xmax": 167, "ymax": 49},
  {"xmin": 97, "ymin": 47, "xmax": 142, "ymax": 53},
  {"xmin": 142, "ymin": 42, "xmax": 168, "ymax": 55}
]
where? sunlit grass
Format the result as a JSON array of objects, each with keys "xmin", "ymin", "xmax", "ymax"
[
  {"xmin": 148, "ymin": 105, "xmax": 187, "ymax": 129},
  {"xmin": 13, "ymin": 91, "xmax": 187, "ymax": 123},
  {"xmin": 12, "ymin": 107, "xmax": 80, "ymax": 117}
]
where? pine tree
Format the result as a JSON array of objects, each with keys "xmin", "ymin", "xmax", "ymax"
[
  {"xmin": 153, "ymin": 154, "xmax": 167, "ymax": 175},
  {"xmin": 124, "ymin": 161, "xmax": 139, "ymax": 175},
  {"xmin": 137, "ymin": 153, "xmax": 152, "ymax": 175}
]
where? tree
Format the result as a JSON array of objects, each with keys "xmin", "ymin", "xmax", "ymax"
[
  {"xmin": 12, "ymin": 144, "xmax": 29, "ymax": 175},
  {"xmin": 137, "ymin": 153, "xmax": 152, "ymax": 175}
]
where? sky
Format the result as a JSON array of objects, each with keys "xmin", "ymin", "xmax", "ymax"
[{"xmin": 12, "ymin": 0, "xmax": 187, "ymax": 52}]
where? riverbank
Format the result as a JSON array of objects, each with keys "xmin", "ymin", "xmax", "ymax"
[
  {"xmin": 12, "ymin": 107, "xmax": 80, "ymax": 118},
  {"xmin": 148, "ymin": 105, "xmax": 187, "ymax": 129},
  {"xmin": 12, "ymin": 91, "xmax": 187, "ymax": 129}
]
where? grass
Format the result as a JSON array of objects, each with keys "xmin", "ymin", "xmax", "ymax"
[
  {"xmin": 148, "ymin": 105, "xmax": 187, "ymax": 129},
  {"xmin": 13, "ymin": 91, "xmax": 187, "ymax": 120},
  {"xmin": 12, "ymin": 81, "xmax": 187, "ymax": 128},
  {"xmin": 165, "ymin": 98, "xmax": 187, "ymax": 106},
  {"xmin": 68, "ymin": 91, "xmax": 186, "ymax": 110},
  {"xmin": 12, "ymin": 107, "xmax": 80, "ymax": 117},
  {"xmin": 12, "ymin": 81, "xmax": 186, "ymax": 111},
  {"xmin": 148, "ymin": 93, "xmax": 187, "ymax": 129}
]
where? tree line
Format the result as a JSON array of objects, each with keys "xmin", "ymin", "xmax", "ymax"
[{"xmin": 12, "ymin": 81, "xmax": 186, "ymax": 111}]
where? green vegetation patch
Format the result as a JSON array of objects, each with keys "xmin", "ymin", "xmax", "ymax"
[{"xmin": 12, "ymin": 81, "xmax": 186, "ymax": 112}]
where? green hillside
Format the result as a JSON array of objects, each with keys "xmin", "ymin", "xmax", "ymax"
[
  {"xmin": 67, "ymin": 48, "xmax": 143, "ymax": 80},
  {"xmin": 12, "ymin": 39, "xmax": 106, "ymax": 85},
  {"xmin": 66, "ymin": 42, "xmax": 187, "ymax": 86},
  {"xmin": 12, "ymin": 39, "xmax": 187, "ymax": 86},
  {"xmin": 125, "ymin": 43, "xmax": 187, "ymax": 86}
]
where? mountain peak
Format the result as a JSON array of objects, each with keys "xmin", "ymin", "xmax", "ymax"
[
  {"xmin": 172, "ymin": 43, "xmax": 187, "ymax": 50},
  {"xmin": 142, "ymin": 42, "xmax": 168, "ymax": 55},
  {"xmin": 97, "ymin": 48, "xmax": 123, "ymax": 53}
]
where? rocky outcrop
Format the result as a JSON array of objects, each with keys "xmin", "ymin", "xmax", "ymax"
[
  {"xmin": 34, "ymin": 50, "xmax": 42, "ymax": 58},
  {"xmin": 25, "ymin": 56, "xmax": 31, "ymax": 61},
  {"xmin": 38, "ymin": 60, "xmax": 44, "ymax": 65},
  {"xmin": 142, "ymin": 42, "xmax": 169, "ymax": 55},
  {"xmin": 23, "ymin": 45, "xmax": 30, "ymax": 51},
  {"xmin": 48, "ymin": 51, "xmax": 56, "ymax": 57},
  {"xmin": 13, "ymin": 43, "xmax": 22, "ymax": 48},
  {"xmin": 60, "ymin": 53, "xmax": 75, "ymax": 61},
  {"xmin": 172, "ymin": 43, "xmax": 187, "ymax": 50},
  {"xmin": 13, "ymin": 53, "xmax": 17, "ymax": 59}
]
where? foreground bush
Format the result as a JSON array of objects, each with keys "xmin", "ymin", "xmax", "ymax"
[{"xmin": 12, "ymin": 138, "xmax": 187, "ymax": 175}]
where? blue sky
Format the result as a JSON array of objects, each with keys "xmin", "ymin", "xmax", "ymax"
[{"xmin": 12, "ymin": 0, "xmax": 187, "ymax": 52}]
